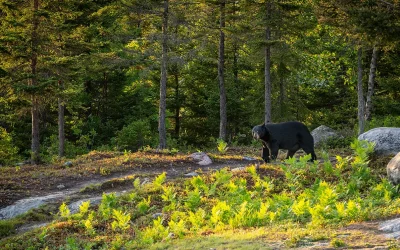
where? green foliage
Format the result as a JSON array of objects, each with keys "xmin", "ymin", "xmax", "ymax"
[
  {"xmin": 137, "ymin": 196, "xmax": 151, "ymax": 215},
  {"xmin": 320, "ymin": 136, "xmax": 354, "ymax": 149},
  {"xmin": 153, "ymin": 172, "xmax": 167, "ymax": 190},
  {"xmin": 0, "ymin": 220, "xmax": 16, "ymax": 238},
  {"xmin": 59, "ymin": 203, "xmax": 70, "ymax": 218},
  {"xmin": 83, "ymin": 212, "xmax": 96, "ymax": 236},
  {"xmin": 161, "ymin": 185, "xmax": 177, "ymax": 211},
  {"xmin": 78, "ymin": 201, "xmax": 91, "ymax": 216},
  {"xmin": 98, "ymin": 193, "xmax": 118, "ymax": 220},
  {"xmin": 0, "ymin": 127, "xmax": 18, "ymax": 165},
  {"xmin": 141, "ymin": 217, "xmax": 169, "ymax": 245},
  {"xmin": 3, "ymin": 141, "xmax": 400, "ymax": 249},
  {"xmin": 367, "ymin": 115, "xmax": 400, "ymax": 130},
  {"xmin": 184, "ymin": 188, "xmax": 202, "ymax": 211},
  {"xmin": 211, "ymin": 201, "xmax": 232, "ymax": 229},
  {"xmin": 111, "ymin": 209, "xmax": 131, "ymax": 232},
  {"xmin": 330, "ymin": 238, "xmax": 346, "ymax": 248},
  {"xmin": 216, "ymin": 139, "xmax": 228, "ymax": 154},
  {"xmin": 113, "ymin": 120, "xmax": 155, "ymax": 152}
]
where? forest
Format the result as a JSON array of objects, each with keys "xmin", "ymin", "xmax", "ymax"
[{"xmin": 1, "ymin": 0, "xmax": 400, "ymax": 163}]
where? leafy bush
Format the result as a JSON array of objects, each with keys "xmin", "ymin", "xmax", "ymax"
[
  {"xmin": 367, "ymin": 115, "xmax": 400, "ymax": 130},
  {"xmin": 113, "ymin": 119, "xmax": 155, "ymax": 151},
  {"xmin": 111, "ymin": 209, "xmax": 131, "ymax": 232},
  {"xmin": 59, "ymin": 203, "xmax": 70, "ymax": 218},
  {"xmin": 321, "ymin": 136, "xmax": 354, "ymax": 149},
  {"xmin": 0, "ymin": 127, "xmax": 18, "ymax": 165}
]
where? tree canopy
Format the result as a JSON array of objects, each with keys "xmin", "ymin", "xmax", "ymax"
[{"xmin": 1, "ymin": 0, "xmax": 400, "ymax": 163}]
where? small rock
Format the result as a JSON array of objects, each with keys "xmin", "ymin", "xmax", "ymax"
[
  {"xmin": 63, "ymin": 161, "xmax": 73, "ymax": 167},
  {"xmin": 387, "ymin": 152, "xmax": 400, "ymax": 185},
  {"xmin": 190, "ymin": 152, "xmax": 212, "ymax": 166},
  {"xmin": 57, "ymin": 184, "xmax": 65, "ymax": 190},
  {"xmin": 243, "ymin": 156, "xmax": 256, "ymax": 161},
  {"xmin": 167, "ymin": 232, "xmax": 176, "ymax": 238},
  {"xmin": 231, "ymin": 167, "xmax": 246, "ymax": 172},
  {"xmin": 152, "ymin": 213, "xmax": 164, "ymax": 219},
  {"xmin": 141, "ymin": 178, "xmax": 151, "ymax": 186},
  {"xmin": 184, "ymin": 172, "xmax": 199, "ymax": 177}
]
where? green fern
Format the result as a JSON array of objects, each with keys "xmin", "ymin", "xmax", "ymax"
[
  {"xmin": 153, "ymin": 172, "xmax": 166, "ymax": 190},
  {"xmin": 79, "ymin": 200, "xmax": 90, "ymax": 216},
  {"xmin": 111, "ymin": 209, "xmax": 131, "ymax": 232},
  {"xmin": 137, "ymin": 196, "xmax": 151, "ymax": 215},
  {"xmin": 59, "ymin": 202, "xmax": 70, "ymax": 218},
  {"xmin": 216, "ymin": 139, "xmax": 228, "ymax": 153}
]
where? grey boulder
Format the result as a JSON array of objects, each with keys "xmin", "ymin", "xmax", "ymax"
[
  {"xmin": 311, "ymin": 125, "xmax": 343, "ymax": 147},
  {"xmin": 358, "ymin": 127, "xmax": 400, "ymax": 155},
  {"xmin": 387, "ymin": 152, "xmax": 400, "ymax": 185}
]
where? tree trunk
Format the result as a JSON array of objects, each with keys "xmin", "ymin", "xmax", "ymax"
[
  {"xmin": 174, "ymin": 72, "xmax": 180, "ymax": 138},
  {"xmin": 264, "ymin": 1, "xmax": 272, "ymax": 124},
  {"xmin": 365, "ymin": 47, "xmax": 378, "ymax": 121},
  {"xmin": 30, "ymin": 0, "xmax": 40, "ymax": 164},
  {"xmin": 218, "ymin": 0, "xmax": 227, "ymax": 141},
  {"xmin": 58, "ymin": 80, "xmax": 65, "ymax": 158},
  {"xmin": 158, "ymin": 0, "xmax": 168, "ymax": 149},
  {"xmin": 357, "ymin": 47, "xmax": 365, "ymax": 135}
]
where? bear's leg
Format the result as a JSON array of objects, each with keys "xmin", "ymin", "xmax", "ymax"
[
  {"xmin": 269, "ymin": 144, "xmax": 279, "ymax": 160},
  {"xmin": 300, "ymin": 144, "xmax": 317, "ymax": 161},
  {"xmin": 286, "ymin": 145, "xmax": 300, "ymax": 159},
  {"xmin": 262, "ymin": 146, "xmax": 270, "ymax": 163}
]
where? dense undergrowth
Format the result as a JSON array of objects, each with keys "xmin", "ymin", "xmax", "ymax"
[{"xmin": 1, "ymin": 140, "xmax": 400, "ymax": 249}]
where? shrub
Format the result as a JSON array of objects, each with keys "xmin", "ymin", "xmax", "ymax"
[
  {"xmin": 216, "ymin": 139, "xmax": 228, "ymax": 153},
  {"xmin": 0, "ymin": 127, "xmax": 18, "ymax": 165},
  {"xmin": 113, "ymin": 119, "xmax": 155, "ymax": 151},
  {"xmin": 59, "ymin": 203, "xmax": 70, "ymax": 218}
]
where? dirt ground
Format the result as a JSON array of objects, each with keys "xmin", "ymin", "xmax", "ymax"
[{"xmin": 0, "ymin": 149, "xmax": 262, "ymax": 208}]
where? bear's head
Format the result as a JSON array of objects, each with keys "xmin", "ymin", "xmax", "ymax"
[{"xmin": 252, "ymin": 124, "xmax": 269, "ymax": 140}]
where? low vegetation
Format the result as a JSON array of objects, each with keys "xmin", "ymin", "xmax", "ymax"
[{"xmin": 1, "ymin": 141, "xmax": 399, "ymax": 249}]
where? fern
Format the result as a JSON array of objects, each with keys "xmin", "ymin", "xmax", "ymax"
[
  {"xmin": 98, "ymin": 193, "xmax": 117, "ymax": 220},
  {"xmin": 111, "ymin": 209, "xmax": 131, "ymax": 232},
  {"xmin": 211, "ymin": 201, "xmax": 231, "ymax": 227},
  {"xmin": 79, "ymin": 200, "xmax": 90, "ymax": 216},
  {"xmin": 292, "ymin": 198, "xmax": 310, "ymax": 219},
  {"xmin": 137, "ymin": 196, "xmax": 151, "ymax": 215},
  {"xmin": 184, "ymin": 188, "xmax": 202, "ymax": 211},
  {"xmin": 190, "ymin": 175, "xmax": 209, "ymax": 194},
  {"xmin": 168, "ymin": 219, "xmax": 186, "ymax": 238},
  {"xmin": 59, "ymin": 202, "xmax": 70, "ymax": 218},
  {"xmin": 153, "ymin": 172, "xmax": 166, "ymax": 189},
  {"xmin": 188, "ymin": 208, "xmax": 206, "ymax": 231},
  {"xmin": 216, "ymin": 139, "xmax": 228, "ymax": 153},
  {"xmin": 161, "ymin": 186, "xmax": 177, "ymax": 211}
]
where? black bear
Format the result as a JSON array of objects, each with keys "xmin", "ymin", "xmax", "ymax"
[{"xmin": 252, "ymin": 121, "xmax": 317, "ymax": 163}]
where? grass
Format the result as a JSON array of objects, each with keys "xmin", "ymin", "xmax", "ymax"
[{"xmin": 1, "ymin": 142, "xmax": 400, "ymax": 249}]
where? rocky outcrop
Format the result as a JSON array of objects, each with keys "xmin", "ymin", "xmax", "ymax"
[
  {"xmin": 311, "ymin": 125, "xmax": 343, "ymax": 147},
  {"xmin": 358, "ymin": 127, "xmax": 400, "ymax": 155},
  {"xmin": 387, "ymin": 152, "xmax": 400, "ymax": 185}
]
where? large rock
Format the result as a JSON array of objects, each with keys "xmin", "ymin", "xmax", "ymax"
[
  {"xmin": 190, "ymin": 152, "xmax": 212, "ymax": 166},
  {"xmin": 358, "ymin": 127, "xmax": 400, "ymax": 155},
  {"xmin": 387, "ymin": 152, "xmax": 400, "ymax": 185},
  {"xmin": 311, "ymin": 125, "xmax": 343, "ymax": 147}
]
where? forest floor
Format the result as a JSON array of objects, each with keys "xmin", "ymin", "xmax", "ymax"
[
  {"xmin": 0, "ymin": 147, "xmax": 398, "ymax": 249},
  {"xmin": 0, "ymin": 148, "xmax": 262, "ymax": 209}
]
